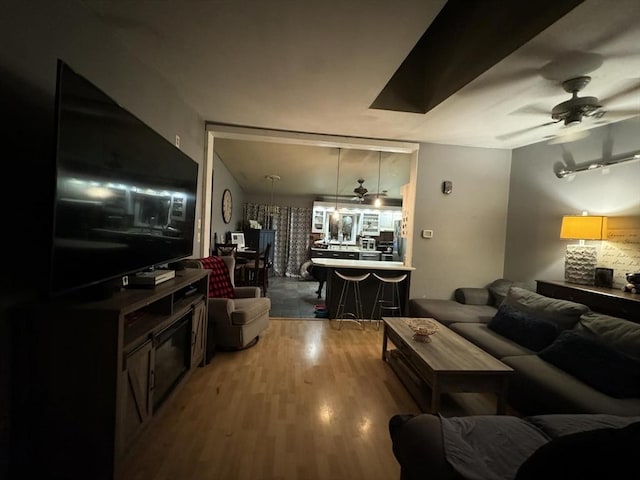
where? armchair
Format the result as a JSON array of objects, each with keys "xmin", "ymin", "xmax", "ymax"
[{"xmin": 181, "ymin": 255, "xmax": 270, "ymax": 356}]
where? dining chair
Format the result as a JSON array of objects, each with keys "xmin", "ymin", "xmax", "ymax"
[
  {"xmin": 213, "ymin": 243, "xmax": 238, "ymax": 257},
  {"xmin": 213, "ymin": 242, "xmax": 246, "ymax": 280},
  {"xmin": 239, "ymin": 242, "xmax": 272, "ymax": 296}
]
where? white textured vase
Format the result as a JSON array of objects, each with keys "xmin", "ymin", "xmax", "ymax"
[{"xmin": 565, "ymin": 244, "xmax": 597, "ymax": 285}]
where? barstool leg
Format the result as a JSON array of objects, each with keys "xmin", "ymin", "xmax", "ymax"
[
  {"xmin": 394, "ymin": 283, "xmax": 402, "ymax": 316},
  {"xmin": 336, "ymin": 280, "xmax": 348, "ymax": 330},
  {"xmin": 354, "ymin": 281, "xmax": 365, "ymax": 330},
  {"xmin": 335, "ymin": 279, "xmax": 365, "ymax": 330},
  {"xmin": 370, "ymin": 281, "xmax": 382, "ymax": 323}
]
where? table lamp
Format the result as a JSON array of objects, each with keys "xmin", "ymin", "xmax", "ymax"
[{"xmin": 560, "ymin": 215, "xmax": 607, "ymax": 285}]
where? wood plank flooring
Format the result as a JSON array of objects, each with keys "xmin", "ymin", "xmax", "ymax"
[{"xmin": 117, "ymin": 319, "xmax": 498, "ymax": 480}]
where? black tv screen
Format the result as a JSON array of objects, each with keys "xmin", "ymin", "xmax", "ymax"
[{"xmin": 50, "ymin": 60, "xmax": 198, "ymax": 296}]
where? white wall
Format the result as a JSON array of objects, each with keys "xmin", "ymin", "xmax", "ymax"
[
  {"xmin": 505, "ymin": 116, "xmax": 640, "ymax": 287},
  {"xmin": 410, "ymin": 143, "xmax": 512, "ymax": 299}
]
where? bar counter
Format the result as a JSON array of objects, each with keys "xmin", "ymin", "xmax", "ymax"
[{"xmin": 311, "ymin": 258, "xmax": 415, "ymax": 320}]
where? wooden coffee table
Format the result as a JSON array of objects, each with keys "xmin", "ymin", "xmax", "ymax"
[{"xmin": 382, "ymin": 317, "xmax": 513, "ymax": 414}]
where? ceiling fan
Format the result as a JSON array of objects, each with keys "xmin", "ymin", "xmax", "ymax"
[
  {"xmin": 498, "ymin": 76, "xmax": 640, "ymax": 142},
  {"xmin": 350, "ymin": 179, "xmax": 389, "ymax": 202},
  {"xmin": 550, "ymin": 76, "xmax": 604, "ymax": 125},
  {"xmin": 351, "ymin": 179, "xmax": 368, "ymax": 202}
]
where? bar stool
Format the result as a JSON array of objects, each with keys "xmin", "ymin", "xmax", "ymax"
[
  {"xmin": 334, "ymin": 271, "xmax": 370, "ymax": 330},
  {"xmin": 370, "ymin": 273, "xmax": 408, "ymax": 329}
]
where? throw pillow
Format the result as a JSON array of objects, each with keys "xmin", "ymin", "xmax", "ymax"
[
  {"xmin": 579, "ymin": 312, "xmax": 640, "ymax": 360},
  {"xmin": 488, "ymin": 304, "xmax": 561, "ymax": 351},
  {"xmin": 199, "ymin": 256, "xmax": 235, "ymax": 299},
  {"xmin": 515, "ymin": 422, "xmax": 640, "ymax": 480},
  {"xmin": 487, "ymin": 278, "xmax": 515, "ymax": 307},
  {"xmin": 538, "ymin": 330, "xmax": 640, "ymax": 399},
  {"xmin": 504, "ymin": 286, "xmax": 588, "ymax": 330}
]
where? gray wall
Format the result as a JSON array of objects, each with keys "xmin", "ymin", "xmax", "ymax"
[
  {"xmin": 410, "ymin": 143, "xmax": 512, "ymax": 299},
  {"xmin": 1, "ymin": 1, "xmax": 206, "ymax": 476},
  {"xmin": 504, "ymin": 116, "xmax": 640, "ymax": 287},
  {"xmin": 211, "ymin": 152, "xmax": 246, "ymax": 243}
]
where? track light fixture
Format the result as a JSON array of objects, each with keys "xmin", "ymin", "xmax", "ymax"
[{"xmin": 555, "ymin": 152, "xmax": 640, "ymax": 178}]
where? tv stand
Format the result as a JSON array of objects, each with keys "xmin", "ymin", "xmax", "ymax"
[{"xmin": 13, "ymin": 268, "xmax": 209, "ymax": 480}]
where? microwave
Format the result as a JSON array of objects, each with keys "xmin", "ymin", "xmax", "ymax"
[{"xmin": 360, "ymin": 237, "xmax": 376, "ymax": 250}]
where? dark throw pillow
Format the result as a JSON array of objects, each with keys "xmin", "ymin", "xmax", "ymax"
[
  {"xmin": 515, "ymin": 422, "xmax": 640, "ymax": 480},
  {"xmin": 538, "ymin": 330, "xmax": 640, "ymax": 399},
  {"xmin": 199, "ymin": 256, "xmax": 235, "ymax": 299},
  {"xmin": 488, "ymin": 304, "xmax": 561, "ymax": 351}
]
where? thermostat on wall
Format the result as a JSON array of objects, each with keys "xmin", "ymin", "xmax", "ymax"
[
  {"xmin": 422, "ymin": 229, "xmax": 433, "ymax": 239},
  {"xmin": 442, "ymin": 180, "xmax": 453, "ymax": 194}
]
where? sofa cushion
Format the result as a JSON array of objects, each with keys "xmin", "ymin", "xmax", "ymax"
[
  {"xmin": 199, "ymin": 256, "xmax": 235, "ymax": 299},
  {"xmin": 504, "ymin": 286, "xmax": 588, "ymax": 330},
  {"xmin": 502, "ymin": 354, "xmax": 640, "ymax": 416},
  {"xmin": 515, "ymin": 422, "xmax": 640, "ymax": 480},
  {"xmin": 525, "ymin": 413, "xmax": 640, "ymax": 439},
  {"xmin": 538, "ymin": 330, "xmax": 640, "ymax": 399},
  {"xmin": 441, "ymin": 415, "xmax": 549, "ymax": 480},
  {"xmin": 454, "ymin": 287, "xmax": 491, "ymax": 305},
  {"xmin": 409, "ymin": 299, "xmax": 496, "ymax": 326},
  {"xmin": 488, "ymin": 304, "xmax": 561, "ymax": 352},
  {"xmin": 450, "ymin": 322, "xmax": 533, "ymax": 359},
  {"xmin": 578, "ymin": 312, "xmax": 640, "ymax": 360},
  {"xmin": 487, "ymin": 278, "xmax": 517, "ymax": 307}
]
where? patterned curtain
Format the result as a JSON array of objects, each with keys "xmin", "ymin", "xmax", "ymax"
[
  {"xmin": 243, "ymin": 203, "xmax": 271, "ymax": 229},
  {"xmin": 244, "ymin": 202, "xmax": 312, "ymax": 277}
]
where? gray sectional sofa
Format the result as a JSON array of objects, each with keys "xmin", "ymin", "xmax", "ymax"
[
  {"xmin": 389, "ymin": 412, "xmax": 640, "ymax": 480},
  {"xmin": 409, "ymin": 280, "xmax": 640, "ymax": 416}
]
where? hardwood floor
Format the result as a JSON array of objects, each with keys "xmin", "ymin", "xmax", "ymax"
[{"xmin": 117, "ymin": 319, "xmax": 498, "ymax": 480}]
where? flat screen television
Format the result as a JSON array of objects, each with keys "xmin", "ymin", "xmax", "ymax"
[{"xmin": 49, "ymin": 60, "xmax": 198, "ymax": 297}]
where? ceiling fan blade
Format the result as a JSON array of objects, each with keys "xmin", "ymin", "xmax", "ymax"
[
  {"xmin": 598, "ymin": 109, "xmax": 640, "ymax": 118},
  {"xmin": 547, "ymin": 128, "xmax": 591, "ymax": 145},
  {"xmin": 496, "ymin": 120, "xmax": 558, "ymax": 141},
  {"xmin": 510, "ymin": 103, "xmax": 552, "ymax": 116},
  {"xmin": 599, "ymin": 80, "xmax": 640, "ymax": 106}
]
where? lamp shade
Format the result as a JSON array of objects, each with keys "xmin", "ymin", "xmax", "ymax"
[{"xmin": 560, "ymin": 215, "xmax": 607, "ymax": 240}]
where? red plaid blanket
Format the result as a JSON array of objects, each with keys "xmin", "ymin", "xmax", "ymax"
[{"xmin": 199, "ymin": 256, "xmax": 235, "ymax": 299}]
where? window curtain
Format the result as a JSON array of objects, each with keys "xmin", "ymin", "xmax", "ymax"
[{"xmin": 244, "ymin": 203, "xmax": 312, "ymax": 277}]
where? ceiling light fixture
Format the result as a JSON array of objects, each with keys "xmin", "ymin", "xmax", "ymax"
[
  {"xmin": 555, "ymin": 152, "xmax": 640, "ymax": 178},
  {"xmin": 265, "ymin": 174, "xmax": 280, "ymax": 228},
  {"xmin": 374, "ymin": 151, "xmax": 382, "ymax": 208}
]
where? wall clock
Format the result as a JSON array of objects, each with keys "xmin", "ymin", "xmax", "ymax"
[{"xmin": 221, "ymin": 188, "xmax": 232, "ymax": 224}]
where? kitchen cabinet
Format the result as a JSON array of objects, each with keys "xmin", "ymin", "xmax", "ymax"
[
  {"xmin": 311, "ymin": 248, "xmax": 359, "ymax": 260},
  {"xmin": 312, "ymin": 209, "xmax": 325, "ymax": 233},
  {"xmin": 379, "ymin": 211, "xmax": 394, "ymax": 230},
  {"xmin": 361, "ymin": 212, "xmax": 380, "ymax": 236}
]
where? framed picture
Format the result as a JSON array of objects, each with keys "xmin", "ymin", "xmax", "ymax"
[{"xmin": 594, "ymin": 267, "xmax": 614, "ymax": 288}]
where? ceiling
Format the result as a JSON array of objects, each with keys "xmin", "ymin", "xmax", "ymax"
[{"xmin": 83, "ymin": 0, "xmax": 640, "ymax": 198}]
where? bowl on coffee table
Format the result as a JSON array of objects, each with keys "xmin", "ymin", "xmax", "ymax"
[{"xmin": 406, "ymin": 318, "xmax": 439, "ymax": 343}]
